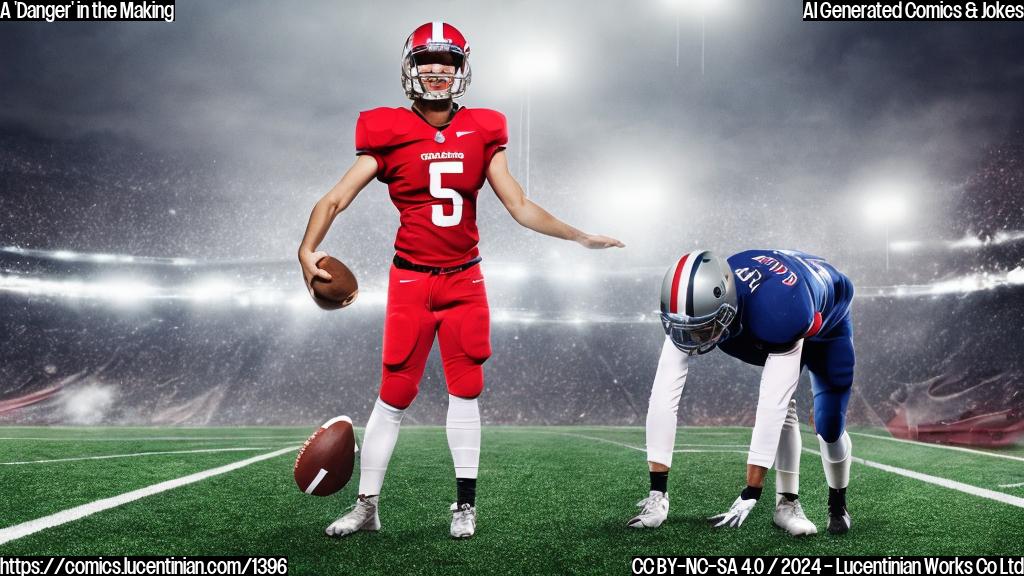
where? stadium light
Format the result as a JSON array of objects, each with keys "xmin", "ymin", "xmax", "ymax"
[
  {"xmin": 96, "ymin": 278, "xmax": 158, "ymax": 307},
  {"xmin": 508, "ymin": 50, "xmax": 560, "ymax": 86},
  {"xmin": 602, "ymin": 172, "xmax": 666, "ymax": 224},
  {"xmin": 509, "ymin": 48, "xmax": 561, "ymax": 198},
  {"xmin": 185, "ymin": 278, "xmax": 235, "ymax": 304},
  {"xmin": 862, "ymin": 194, "xmax": 908, "ymax": 226},
  {"xmin": 862, "ymin": 193, "xmax": 909, "ymax": 270},
  {"xmin": 662, "ymin": 0, "xmax": 729, "ymax": 72}
]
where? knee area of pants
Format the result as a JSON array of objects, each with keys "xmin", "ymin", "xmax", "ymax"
[
  {"xmin": 817, "ymin": 432, "xmax": 851, "ymax": 462},
  {"xmin": 449, "ymin": 390, "xmax": 482, "ymax": 402},
  {"xmin": 460, "ymin": 307, "xmax": 491, "ymax": 362},
  {"xmin": 379, "ymin": 385, "xmax": 416, "ymax": 410},
  {"xmin": 448, "ymin": 380, "xmax": 484, "ymax": 401},
  {"xmin": 382, "ymin": 312, "xmax": 419, "ymax": 368}
]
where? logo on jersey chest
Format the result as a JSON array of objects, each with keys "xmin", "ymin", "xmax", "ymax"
[
  {"xmin": 751, "ymin": 255, "xmax": 799, "ymax": 286},
  {"xmin": 420, "ymin": 151, "xmax": 465, "ymax": 161}
]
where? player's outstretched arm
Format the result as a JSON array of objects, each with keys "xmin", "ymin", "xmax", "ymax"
[
  {"xmin": 486, "ymin": 151, "xmax": 624, "ymax": 249},
  {"xmin": 297, "ymin": 155, "xmax": 378, "ymax": 296}
]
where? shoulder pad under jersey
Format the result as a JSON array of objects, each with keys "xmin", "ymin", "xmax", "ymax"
[
  {"xmin": 355, "ymin": 107, "xmax": 419, "ymax": 152},
  {"xmin": 464, "ymin": 108, "xmax": 508, "ymax": 146}
]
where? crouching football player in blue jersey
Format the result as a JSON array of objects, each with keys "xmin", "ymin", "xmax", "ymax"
[{"xmin": 628, "ymin": 249, "xmax": 855, "ymax": 536}]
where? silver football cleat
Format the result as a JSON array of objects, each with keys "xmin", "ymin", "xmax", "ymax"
[
  {"xmin": 450, "ymin": 502, "xmax": 477, "ymax": 539},
  {"xmin": 325, "ymin": 495, "xmax": 380, "ymax": 538},
  {"xmin": 773, "ymin": 497, "xmax": 817, "ymax": 536}
]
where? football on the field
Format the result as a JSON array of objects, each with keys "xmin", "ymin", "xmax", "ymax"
[
  {"xmin": 311, "ymin": 256, "xmax": 359, "ymax": 310},
  {"xmin": 294, "ymin": 415, "xmax": 358, "ymax": 496}
]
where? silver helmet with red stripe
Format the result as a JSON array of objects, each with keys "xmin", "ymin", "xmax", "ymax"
[{"xmin": 660, "ymin": 250, "xmax": 738, "ymax": 355}]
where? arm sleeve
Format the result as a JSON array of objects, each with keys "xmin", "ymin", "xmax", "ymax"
[
  {"xmin": 354, "ymin": 113, "xmax": 384, "ymax": 177},
  {"xmin": 747, "ymin": 339, "xmax": 804, "ymax": 468},
  {"xmin": 645, "ymin": 336, "xmax": 690, "ymax": 467}
]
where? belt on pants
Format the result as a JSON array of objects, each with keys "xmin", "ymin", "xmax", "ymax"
[{"xmin": 393, "ymin": 254, "xmax": 482, "ymax": 275}]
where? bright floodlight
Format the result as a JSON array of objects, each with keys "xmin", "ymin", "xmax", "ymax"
[
  {"xmin": 509, "ymin": 50, "xmax": 560, "ymax": 86},
  {"xmin": 185, "ymin": 278, "xmax": 234, "ymax": 304},
  {"xmin": 603, "ymin": 173, "xmax": 665, "ymax": 222},
  {"xmin": 97, "ymin": 278, "xmax": 157, "ymax": 306},
  {"xmin": 862, "ymin": 194, "xmax": 908, "ymax": 226}
]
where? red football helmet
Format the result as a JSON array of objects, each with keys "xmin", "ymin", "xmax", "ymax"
[{"xmin": 401, "ymin": 21, "xmax": 472, "ymax": 101}]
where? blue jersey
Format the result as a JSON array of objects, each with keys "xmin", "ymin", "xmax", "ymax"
[{"xmin": 717, "ymin": 249, "xmax": 854, "ymax": 366}]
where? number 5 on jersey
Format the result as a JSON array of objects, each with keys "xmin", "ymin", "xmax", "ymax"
[{"xmin": 429, "ymin": 161, "xmax": 463, "ymax": 227}]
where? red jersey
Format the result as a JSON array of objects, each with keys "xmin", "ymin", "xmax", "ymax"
[{"xmin": 355, "ymin": 106, "xmax": 508, "ymax": 267}]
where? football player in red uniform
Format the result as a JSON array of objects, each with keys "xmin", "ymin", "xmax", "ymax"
[{"xmin": 298, "ymin": 21, "xmax": 623, "ymax": 539}]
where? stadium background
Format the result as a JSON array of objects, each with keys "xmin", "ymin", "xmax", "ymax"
[{"xmin": 1, "ymin": 1, "xmax": 1022, "ymax": 439}]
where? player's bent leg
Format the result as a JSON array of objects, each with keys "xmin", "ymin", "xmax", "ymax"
[
  {"xmin": 808, "ymin": 324, "xmax": 855, "ymax": 535},
  {"xmin": 629, "ymin": 337, "xmax": 688, "ymax": 529},
  {"xmin": 818, "ymin": 431, "xmax": 853, "ymax": 535},
  {"xmin": 775, "ymin": 399, "xmax": 802, "ymax": 497},
  {"xmin": 773, "ymin": 400, "xmax": 817, "ymax": 536},
  {"xmin": 645, "ymin": 337, "xmax": 688, "ymax": 471}
]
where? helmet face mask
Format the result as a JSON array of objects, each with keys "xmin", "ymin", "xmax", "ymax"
[
  {"xmin": 659, "ymin": 250, "xmax": 739, "ymax": 356},
  {"xmin": 661, "ymin": 307, "xmax": 736, "ymax": 355},
  {"xmin": 401, "ymin": 22, "xmax": 472, "ymax": 101}
]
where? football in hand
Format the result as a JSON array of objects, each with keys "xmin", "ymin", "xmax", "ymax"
[
  {"xmin": 311, "ymin": 256, "xmax": 359, "ymax": 310},
  {"xmin": 294, "ymin": 416, "xmax": 358, "ymax": 496}
]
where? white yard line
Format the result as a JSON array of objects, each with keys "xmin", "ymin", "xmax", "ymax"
[
  {"xmin": 801, "ymin": 448, "xmax": 1024, "ymax": 509},
  {"xmin": 998, "ymin": 481, "xmax": 1024, "ymax": 489},
  {"xmin": 0, "ymin": 445, "xmax": 298, "ymax": 546},
  {"xmin": 845, "ymin": 431, "xmax": 1024, "ymax": 464},
  {"xmin": 561, "ymin": 430, "xmax": 1024, "ymax": 509},
  {"xmin": 553, "ymin": 432, "xmax": 745, "ymax": 454},
  {"xmin": 0, "ymin": 436, "xmax": 307, "ymax": 442},
  {"xmin": 0, "ymin": 446, "xmax": 278, "ymax": 465}
]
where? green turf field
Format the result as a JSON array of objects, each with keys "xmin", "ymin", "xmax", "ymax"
[{"xmin": 0, "ymin": 426, "xmax": 1022, "ymax": 574}]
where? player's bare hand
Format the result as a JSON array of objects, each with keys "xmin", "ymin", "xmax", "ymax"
[
  {"xmin": 299, "ymin": 249, "xmax": 333, "ymax": 297},
  {"xmin": 577, "ymin": 233, "xmax": 625, "ymax": 249}
]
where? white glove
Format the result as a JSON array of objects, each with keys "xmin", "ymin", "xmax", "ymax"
[{"xmin": 708, "ymin": 495, "xmax": 758, "ymax": 528}]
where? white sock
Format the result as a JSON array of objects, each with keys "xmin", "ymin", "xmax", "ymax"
[
  {"xmin": 446, "ymin": 395, "xmax": 481, "ymax": 479},
  {"xmin": 775, "ymin": 400, "xmax": 801, "ymax": 500},
  {"xmin": 817, "ymin": 431, "xmax": 852, "ymax": 489},
  {"xmin": 357, "ymin": 398, "xmax": 406, "ymax": 496}
]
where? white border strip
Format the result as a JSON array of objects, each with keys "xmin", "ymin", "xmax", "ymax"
[
  {"xmin": 0, "ymin": 445, "xmax": 298, "ymax": 546},
  {"xmin": 0, "ymin": 447, "xmax": 274, "ymax": 465},
  {"xmin": 0, "ymin": 436, "xmax": 307, "ymax": 442}
]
